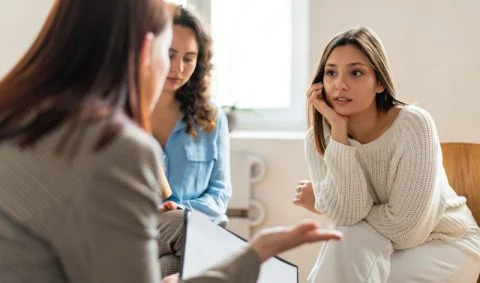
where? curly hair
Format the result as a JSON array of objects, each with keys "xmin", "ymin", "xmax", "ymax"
[{"xmin": 171, "ymin": 5, "xmax": 216, "ymax": 138}]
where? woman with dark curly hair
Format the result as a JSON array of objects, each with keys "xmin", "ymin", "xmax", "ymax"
[{"xmin": 152, "ymin": 4, "xmax": 231, "ymax": 226}]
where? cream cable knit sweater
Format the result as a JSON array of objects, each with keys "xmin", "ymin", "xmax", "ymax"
[{"xmin": 305, "ymin": 105, "xmax": 479, "ymax": 252}]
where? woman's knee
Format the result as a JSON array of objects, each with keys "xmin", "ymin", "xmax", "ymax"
[
  {"xmin": 158, "ymin": 209, "xmax": 185, "ymax": 229},
  {"xmin": 337, "ymin": 221, "xmax": 391, "ymax": 248},
  {"xmin": 157, "ymin": 210, "xmax": 186, "ymax": 255}
]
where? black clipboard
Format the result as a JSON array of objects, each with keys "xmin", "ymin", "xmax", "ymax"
[{"xmin": 180, "ymin": 211, "xmax": 298, "ymax": 283}]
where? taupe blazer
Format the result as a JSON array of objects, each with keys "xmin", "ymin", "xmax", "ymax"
[{"xmin": 0, "ymin": 118, "xmax": 260, "ymax": 283}]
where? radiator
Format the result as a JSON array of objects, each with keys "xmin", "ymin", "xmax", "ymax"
[{"xmin": 226, "ymin": 151, "xmax": 267, "ymax": 239}]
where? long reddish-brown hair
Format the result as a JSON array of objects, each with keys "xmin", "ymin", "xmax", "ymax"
[{"xmin": 0, "ymin": 0, "xmax": 168, "ymax": 152}]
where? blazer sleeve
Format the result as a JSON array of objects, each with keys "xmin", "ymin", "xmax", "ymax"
[{"xmin": 182, "ymin": 247, "xmax": 262, "ymax": 283}]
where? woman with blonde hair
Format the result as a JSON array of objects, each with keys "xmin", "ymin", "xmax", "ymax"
[{"xmin": 295, "ymin": 26, "xmax": 480, "ymax": 282}]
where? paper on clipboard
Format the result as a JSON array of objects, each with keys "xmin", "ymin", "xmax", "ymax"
[{"xmin": 181, "ymin": 211, "xmax": 298, "ymax": 283}]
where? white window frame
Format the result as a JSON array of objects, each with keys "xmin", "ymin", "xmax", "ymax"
[{"xmin": 185, "ymin": 0, "xmax": 310, "ymax": 132}]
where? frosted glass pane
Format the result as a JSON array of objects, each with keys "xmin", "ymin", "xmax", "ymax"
[{"xmin": 210, "ymin": 0, "xmax": 292, "ymax": 109}]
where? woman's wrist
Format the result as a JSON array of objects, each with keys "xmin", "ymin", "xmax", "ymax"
[{"xmin": 330, "ymin": 124, "xmax": 349, "ymax": 145}]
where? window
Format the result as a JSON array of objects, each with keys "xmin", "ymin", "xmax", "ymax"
[
  {"xmin": 210, "ymin": 0, "xmax": 291, "ymax": 109},
  {"xmin": 173, "ymin": 0, "xmax": 309, "ymax": 131}
]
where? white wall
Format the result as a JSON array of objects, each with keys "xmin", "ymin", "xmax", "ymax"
[
  {"xmin": 309, "ymin": 0, "xmax": 480, "ymax": 143},
  {"xmin": 0, "ymin": 0, "xmax": 53, "ymax": 78}
]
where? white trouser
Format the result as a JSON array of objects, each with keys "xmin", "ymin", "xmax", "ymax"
[{"xmin": 308, "ymin": 221, "xmax": 480, "ymax": 283}]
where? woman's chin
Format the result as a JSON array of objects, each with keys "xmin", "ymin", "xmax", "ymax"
[
  {"xmin": 332, "ymin": 106, "xmax": 354, "ymax": 116},
  {"xmin": 162, "ymin": 84, "xmax": 176, "ymax": 93}
]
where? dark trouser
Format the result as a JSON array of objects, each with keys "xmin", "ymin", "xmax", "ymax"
[
  {"xmin": 157, "ymin": 210, "xmax": 228, "ymax": 278},
  {"xmin": 158, "ymin": 210, "xmax": 185, "ymax": 278}
]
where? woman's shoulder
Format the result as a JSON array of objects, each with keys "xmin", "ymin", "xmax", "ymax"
[
  {"xmin": 306, "ymin": 126, "xmax": 318, "ymax": 142},
  {"xmin": 305, "ymin": 119, "xmax": 331, "ymax": 143},
  {"xmin": 400, "ymin": 104, "xmax": 434, "ymax": 120},
  {"xmin": 396, "ymin": 105, "xmax": 436, "ymax": 129},
  {"xmin": 107, "ymin": 116, "xmax": 161, "ymax": 157},
  {"xmin": 200, "ymin": 101, "xmax": 228, "ymax": 133},
  {"xmin": 76, "ymin": 114, "xmax": 161, "ymax": 166},
  {"xmin": 23, "ymin": 113, "xmax": 160, "ymax": 160},
  {"xmin": 394, "ymin": 104, "xmax": 438, "ymax": 140},
  {"xmin": 304, "ymin": 127, "xmax": 316, "ymax": 150},
  {"xmin": 208, "ymin": 102, "xmax": 226, "ymax": 119}
]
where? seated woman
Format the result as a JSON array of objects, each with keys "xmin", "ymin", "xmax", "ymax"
[
  {"xmin": 152, "ymin": 4, "xmax": 231, "ymax": 226},
  {"xmin": 294, "ymin": 26, "xmax": 480, "ymax": 282},
  {"xmin": 152, "ymin": 5, "xmax": 231, "ymax": 278}
]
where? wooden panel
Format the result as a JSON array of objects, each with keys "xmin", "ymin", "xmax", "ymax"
[
  {"xmin": 441, "ymin": 143, "xmax": 480, "ymax": 282},
  {"xmin": 441, "ymin": 143, "xmax": 480, "ymax": 222}
]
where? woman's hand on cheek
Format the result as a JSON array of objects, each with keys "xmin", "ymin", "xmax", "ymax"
[{"xmin": 307, "ymin": 83, "xmax": 349, "ymax": 145}]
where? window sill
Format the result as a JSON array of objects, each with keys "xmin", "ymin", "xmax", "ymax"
[{"xmin": 229, "ymin": 130, "xmax": 305, "ymax": 140}]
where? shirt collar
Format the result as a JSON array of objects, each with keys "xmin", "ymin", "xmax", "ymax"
[{"xmin": 171, "ymin": 114, "xmax": 187, "ymax": 134}]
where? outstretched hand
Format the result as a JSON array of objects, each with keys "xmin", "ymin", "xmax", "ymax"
[{"xmin": 250, "ymin": 220, "xmax": 342, "ymax": 262}]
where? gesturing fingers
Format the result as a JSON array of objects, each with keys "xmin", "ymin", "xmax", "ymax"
[
  {"xmin": 298, "ymin": 179, "xmax": 310, "ymax": 186},
  {"xmin": 296, "ymin": 185, "xmax": 304, "ymax": 193}
]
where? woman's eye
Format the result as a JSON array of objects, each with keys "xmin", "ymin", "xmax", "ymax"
[
  {"xmin": 325, "ymin": 70, "xmax": 336, "ymax": 77},
  {"xmin": 352, "ymin": 70, "xmax": 363, "ymax": 77}
]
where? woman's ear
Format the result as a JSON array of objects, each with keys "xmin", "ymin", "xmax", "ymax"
[
  {"xmin": 139, "ymin": 32, "xmax": 154, "ymax": 73},
  {"xmin": 139, "ymin": 32, "xmax": 154, "ymax": 102},
  {"xmin": 138, "ymin": 32, "xmax": 156, "ymax": 126},
  {"xmin": 376, "ymin": 80, "xmax": 385, "ymax": 94}
]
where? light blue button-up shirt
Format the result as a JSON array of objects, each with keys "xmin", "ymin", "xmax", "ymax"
[{"xmin": 160, "ymin": 106, "xmax": 232, "ymax": 224}]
